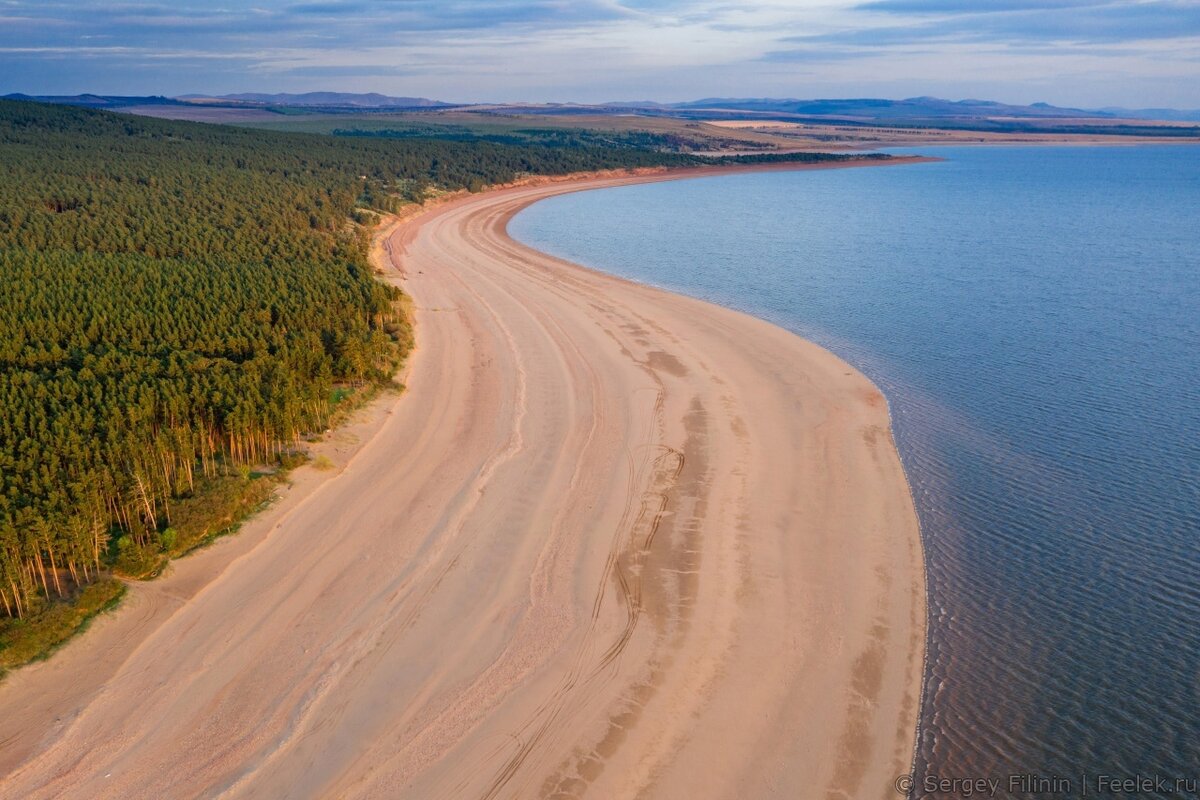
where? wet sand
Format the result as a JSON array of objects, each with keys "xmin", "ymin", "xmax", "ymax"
[{"xmin": 0, "ymin": 162, "xmax": 925, "ymax": 799}]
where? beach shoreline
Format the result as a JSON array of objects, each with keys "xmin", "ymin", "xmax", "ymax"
[{"xmin": 0, "ymin": 159, "xmax": 926, "ymax": 799}]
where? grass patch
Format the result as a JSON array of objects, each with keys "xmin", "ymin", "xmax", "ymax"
[
  {"xmin": 166, "ymin": 471, "xmax": 285, "ymax": 559},
  {"xmin": 330, "ymin": 386, "xmax": 354, "ymax": 405},
  {"xmin": 0, "ymin": 578, "xmax": 126, "ymax": 678}
]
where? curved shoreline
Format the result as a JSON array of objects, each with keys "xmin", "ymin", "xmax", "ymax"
[
  {"xmin": 486, "ymin": 166, "xmax": 928, "ymax": 798},
  {"xmin": 0, "ymin": 160, "xmax": 926, "ymax": 799}
]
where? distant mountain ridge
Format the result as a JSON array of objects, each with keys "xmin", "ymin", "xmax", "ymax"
[
  {"xmin": 2, "ymin": 92, "xmax": 450, "ymax": 110},
  {"xmin": 181, "ymin": 92, "xmax": 450, "ymax": 108},
  {"xmin": 4, "ymin": 91, "xmax": 1196, "ymax": 122},
  {"xmin": 667, "ymin": 96, "xmax": 1113, "ymax": 120}
]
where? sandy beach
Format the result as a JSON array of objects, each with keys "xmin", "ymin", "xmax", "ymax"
[{"xmin": 0, "ymin": 162, "xmax": 925, "ymax": 799}]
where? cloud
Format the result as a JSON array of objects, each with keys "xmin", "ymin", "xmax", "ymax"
[
  {"xmin": 287, "ymin": 2, "xmax": 368, "ymax": 14},
  {"xmin": 857, "ymin": 0, "xmax": 1109, "ymax": 13},
  {"xmin": 283, "ymin": 0, "xmax": 635, "ymax": 31},
  {"xmin": 1, "ymin": 0, "xmax": 1198, "ymax": 107},
  {"xmin": 282, "ymin": 64, "xmax": 420, "ymax": 78},
  {"xmin": 0, "ymin": 0, "xmax": 633, "ymax": 47},
  {"xmin": 842, "ymin": 0, "xmax": 1200, "ymax": 43},
  {"xmin": 759, "ymin": 46, "xmax": 888, "ymax": 63}
]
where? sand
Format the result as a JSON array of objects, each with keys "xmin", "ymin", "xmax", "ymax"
[
  {"xmin": 0, "ymin": 163, "xmax": 925, "ymax": 799},
  {"xmin": 704, "ymin": 118, "xmax": 1200, "ymax": 149}
]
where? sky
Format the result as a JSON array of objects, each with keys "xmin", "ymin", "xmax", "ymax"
[{"xmin": 1, "ymin": 1, "xmax": 1198, "ymax": 108}]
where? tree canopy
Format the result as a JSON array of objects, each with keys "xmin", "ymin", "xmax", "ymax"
[
  {"xmin": 0, "ymin": 98, "xmax": 859, "ymax": 626},
  {"xmin": 0, "ymin": 99, "xmax": 696, "ymax": 620}
]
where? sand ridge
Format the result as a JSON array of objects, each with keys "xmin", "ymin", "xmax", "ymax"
[{"xmin": 0, "ymin": 163, "xmax": 925, "ymax": 799}]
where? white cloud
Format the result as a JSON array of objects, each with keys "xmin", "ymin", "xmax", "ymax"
[{"xmin": 0, "ymin": 0, "xmax": 1197, "ymax": 107}]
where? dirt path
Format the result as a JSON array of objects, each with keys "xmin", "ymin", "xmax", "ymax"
[{"xmin": 0, "ymin": 165, "xmax": 925, "ymax": 799}]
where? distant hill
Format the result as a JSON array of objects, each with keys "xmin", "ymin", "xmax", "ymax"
[
  {"xmin": 183, "ymin": 92, "xmax": 451, "ymax": 108},
  {"xmin": 9, "ymin": 91, "xmax": 1197, "ymax": 124},
  {"xmin": 3, "ymin": 91, "xmax": 455, "ymax": 121},
  {"xmin": 670, "ymin": 96, "xmax": 1113, "ymax": 120}
]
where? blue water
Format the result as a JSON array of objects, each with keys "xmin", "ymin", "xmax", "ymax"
[{"xmin": 510, "ymin": 147, "xmax": 1200, "ymax": 795}]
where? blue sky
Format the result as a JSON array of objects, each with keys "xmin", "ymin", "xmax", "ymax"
[{"xmin": 2, "ymin": 1, "xmax": 1198, "ymax": 107}]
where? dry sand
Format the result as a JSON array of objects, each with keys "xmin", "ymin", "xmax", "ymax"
[
  {"xmin": 0, "ymin": 163, "xmax": 925, "ymax": 799},
  {"xmin": 704, "ymin": 118, "xmax": 1200, "ymax": 149}
]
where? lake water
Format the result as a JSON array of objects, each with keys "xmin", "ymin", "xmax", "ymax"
[{"xmin": 510, "ymin": 146, "xmax": 1200, "ymax": 796}]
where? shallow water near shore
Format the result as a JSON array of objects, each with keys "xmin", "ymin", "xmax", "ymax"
[{"xmin": 510, "ymin": 146, "xmax": 1200, "ymax": 795}]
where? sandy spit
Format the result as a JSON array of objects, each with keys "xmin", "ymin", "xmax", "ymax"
[{"xmin": 0, "ymin": 160, "xmax": 926, "ymax": 799}]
